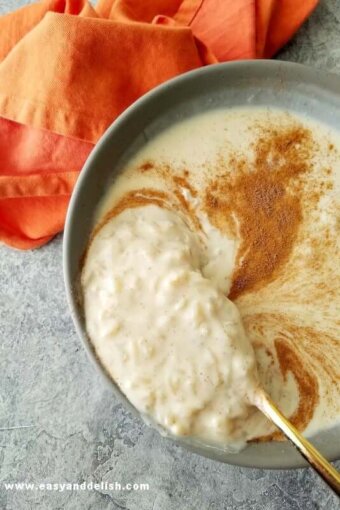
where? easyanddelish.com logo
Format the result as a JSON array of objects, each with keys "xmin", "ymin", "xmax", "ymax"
[{"xmin": 2, "ymin": 481, "xmax": 150, "ymax": 492}]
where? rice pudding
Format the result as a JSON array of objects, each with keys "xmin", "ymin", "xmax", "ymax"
[{"xmin": 82, "ymin": 108, "xmax": 340, "ymax": 447}]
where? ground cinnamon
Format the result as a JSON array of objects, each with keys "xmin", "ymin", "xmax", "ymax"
[{"xmin": 204, "ymin": 124, "xmax": 316, "ymax": 299}]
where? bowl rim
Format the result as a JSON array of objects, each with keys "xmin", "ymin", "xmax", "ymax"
[{"xmin": 63, "ymin": 59, "xmax": 340, "ymax": 469}]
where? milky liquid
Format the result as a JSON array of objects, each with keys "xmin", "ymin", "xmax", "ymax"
[{"xmin": 83, "ymin": 108, "xmax": 340, "ymax": 445}]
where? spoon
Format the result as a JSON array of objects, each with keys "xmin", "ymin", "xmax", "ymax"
[{"xmin": 254, "ymin": 390, "xmax": 340, "ymax": 495}]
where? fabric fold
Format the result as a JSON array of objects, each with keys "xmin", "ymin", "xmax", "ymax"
[{"xmin": 0, "ymin": 13, "xmax": 206, "ymax": 142}]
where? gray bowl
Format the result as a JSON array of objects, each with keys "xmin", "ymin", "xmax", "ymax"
[{"xmin": 63, "ymin": 60, "xmax": 340, "ymax": 469}]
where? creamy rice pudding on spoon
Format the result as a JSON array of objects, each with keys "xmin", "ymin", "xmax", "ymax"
[{"xmin": 81, "ymin": 108, "xmax": 340, "ymax": 452}]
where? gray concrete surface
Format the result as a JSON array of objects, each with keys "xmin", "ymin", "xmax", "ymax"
[{"xmin": 0, "ymin": 0, "xmax": 340, "ymax": 508}]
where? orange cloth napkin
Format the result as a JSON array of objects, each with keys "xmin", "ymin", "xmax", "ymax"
[{"xmin": 0, "ymin": 0, "xmax": 318, "ymax": 249}]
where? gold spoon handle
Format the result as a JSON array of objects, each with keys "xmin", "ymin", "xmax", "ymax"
[{"xmin": 255, "ymin": 391, "xmax": 340, "ymax": 496}]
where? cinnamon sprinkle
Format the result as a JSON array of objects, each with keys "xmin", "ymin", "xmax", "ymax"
[
  {"xmin": 93, "ymin": 188, "xmax": 169, "ymax": 237},
  {"xmin": 172, "ymin": 175, "xmax": 198, "ymax": 197},
  {"xmin": 84, "ymin": 173, "xmax": 201, "ymax": 268},
  {"xmin": 273, "ymin": 337, "xmax": 319, "ymax": 436},
  {"xmin": 139, "ymin": 161, "xmax": 154, "ymax": 172},
  {"xmin": 80, "ymin": 188, "xmax": 169, "ymax": 269},
  {"xmin": 245, "ymin": 312, "xmax": 339, "ymax": 441},
  {"xmin": 204, "ymin": 125, "xmax": 316, "ymax": 299},
  {"xmin": 252, "ymin": 336, "xmax": 319, "ymax": 442}
]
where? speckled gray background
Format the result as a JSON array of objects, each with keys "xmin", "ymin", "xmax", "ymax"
[{"xmin": 0, "ymin": 1, "xmax": 339, "ymax": 509}]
